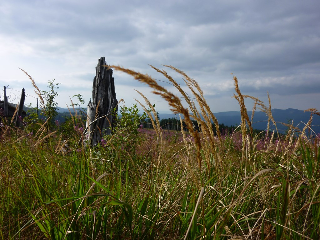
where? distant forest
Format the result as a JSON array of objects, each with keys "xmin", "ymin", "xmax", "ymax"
[{"xmin": 28, "ymin": 107, "xmax": 320, "ymax": 136}]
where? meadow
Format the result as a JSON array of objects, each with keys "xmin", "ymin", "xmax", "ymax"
[{"xmin": 0, "ymin": 65, "xmax": 320, "ymax": 239}]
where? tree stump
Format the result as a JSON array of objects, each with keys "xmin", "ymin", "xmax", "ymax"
[
  {"xmin": 0, "ymin": 87, "xmax": 26, "ymax": 127},
  {"xmin": 3, "ymin": 86, "xmax": 8, "ymax": 117},
  {"xmin": 86, "ymin": 57, "xmax": 118, "ymax": 146},
  {"xmin": 15, "ymin": 88, "xmax": 25, "ymax": 127}
]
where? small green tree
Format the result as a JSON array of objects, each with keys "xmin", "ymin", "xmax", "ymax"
[
  {"xmin": 58, "ymin": 94, "xmax": 86, "ymax": 140},
  {"xmin": 41, "ymin": 79, "xmax": 60, "ymax": 130},
  {"xmin": 103, "ymin": 104, "xmax": 147, "ymax": 154},
  {"xmin": 117, "ymin": 104, "xmax": 146, "ymax": 134}
]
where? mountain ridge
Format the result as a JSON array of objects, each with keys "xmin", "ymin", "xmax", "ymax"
[
  {"xmin": 158, "ymin": 108, "xmax": 320, "ymax": 134},
  {"xmin": 29, "ymin": 107, "xmax": 320, "ymax": 134}
]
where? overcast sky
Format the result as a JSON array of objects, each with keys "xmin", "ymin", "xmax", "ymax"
[{"xmin": 1, "ymin": 0, "xmax": 320, "ymax": 114}]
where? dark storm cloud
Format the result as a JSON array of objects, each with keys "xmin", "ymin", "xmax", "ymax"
[{"xmin": 1, "ymin": 0, "xmax": 320, "ymax": 111}]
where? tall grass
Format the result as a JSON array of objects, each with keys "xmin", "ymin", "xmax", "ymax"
[{"xmin": 0, "ymin": 65, "xmax": 319, "ymax": 239}]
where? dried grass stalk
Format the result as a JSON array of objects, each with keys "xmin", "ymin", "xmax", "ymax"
[
  {"xmin": 10, "ymin": 104, "xmax": 19, "ymax": 125},
  {"xmin": 165, "ymin": 65, "xmax": 222, "ymax": 141},
  {"xmin": 135, "ymin": 90, "xmax": 162, "ymax": 139},
  {"xmin": 34, "ymin": 131, "xmax": 57, "ymax": 147},
  {"xmin": 19, "ymin": 68, "xmax": 45, "ymax": 108},
  {"xmin": 109, "ymin": 65, "xmax": 203, "ymax": 170}
]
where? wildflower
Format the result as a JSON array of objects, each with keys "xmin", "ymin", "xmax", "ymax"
[
  {"xmin": 101, "ymin": 138, "xmax": 107, "ymax": 147},
  {"xmin": 26, "ymin": 132, "xmax": 33, "ymax": 137},
  {"xmin": 138, "ymin": 124, "xmax": 144, "ymax": 133},
  {"xmin": 74, "ymin": 125, "xmax": 84, "ymax": 134}
]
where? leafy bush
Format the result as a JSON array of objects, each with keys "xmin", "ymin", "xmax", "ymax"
[
  {"xmin": 102, "ymin": 104, "xmax": 147, "ymax": 155},
  {"xmin": 41, "ymin": 79, "xmax": 60, "ymax": 130}
]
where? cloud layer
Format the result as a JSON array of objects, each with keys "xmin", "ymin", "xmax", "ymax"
[{"xmin": 1, "ymin": 0, "xmax": 319, "ymax": 113}]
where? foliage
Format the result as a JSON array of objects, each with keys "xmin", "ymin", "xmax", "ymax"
[
  {"xmin": 117, "ymin": 104, "xmax": 147, "ymax": 135},
  {"xmin": 41, "ymin": 79, "xmax": 60, "ymax": 130},
  {"xmin": 102, "ymin": 104, "xmax": 147, "ymax": 155},
  {"xmin": 23, "ymin": 107, "xmax": 43, "ymax": 134},
  {"xmin": 1, "ymin": 66, "xmax": 320, "ymax": 239}
]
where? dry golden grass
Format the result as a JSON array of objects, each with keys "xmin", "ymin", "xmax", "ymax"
[
  {"xmin": 10, "ymin": 103, "xmax": 19, "ymax": 125},
  {"xmin": 2, "ymin": 65, "xmax": 320, "ymax": 239},
  {"xmin": 135, "ymin": 90, "xmax": 162, "ymax": 140},
  {"xmin": 19, "ymin": 68, "xmax": 45, "ymax": 108},
  {"xmin": 109, "ymin": 65, "xmax": 203, "ymax": 171},
  {"xmin": 108, "ymin": 64, "xmax": 292, "ymax": 173}
]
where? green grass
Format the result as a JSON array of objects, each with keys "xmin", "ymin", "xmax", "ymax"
[{"xmin": 1, "ymin": 65, "xmax": 320, "ymax": 239}]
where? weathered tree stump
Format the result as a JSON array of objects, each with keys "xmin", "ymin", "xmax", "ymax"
[
  {"xmin": 86, "ymin": 57, "xmax": 118, "ymax": 146},
  {"xmin": 15, "ymin": 88, "xmax": 25, "ymax": 127},
  {"xmin": 3, "ymin": 86, "xmax": 8, "ymax": 117},
  {"xmin": 0, "ymin": 87, "xmax": 26, "ymax": 127}
]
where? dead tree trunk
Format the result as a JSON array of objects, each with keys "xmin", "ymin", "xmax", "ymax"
[
  {"xmin": 15, "ymin": 88, "xmax": 25, "ymax": 127},
  {"xmin": 86, "ymin": 57, "xmax": 118, "ymax": 146},
  {"xmin": 3, "ymin": 86, "xmax": 8, "ymax": 117}
]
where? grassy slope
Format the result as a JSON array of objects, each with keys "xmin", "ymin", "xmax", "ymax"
[{"xmin": 1, "ymin": 66, "xmax": 320, "ymax": 239}]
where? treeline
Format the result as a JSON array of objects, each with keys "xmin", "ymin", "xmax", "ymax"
[
  {"xmin": 141, "ymin": 117, "xmax": 280, "ymax": 137},
  {"xmin": 141, "ymin": 117, "xmax": 238, "ymax": 135},
  {"xmin": 31, "ymin": 109, "xmax": 271, "ymax": 137}
]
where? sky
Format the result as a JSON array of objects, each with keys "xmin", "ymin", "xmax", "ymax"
[{"xmin": 0, "ymin": 0, "xmax": 320, "ymax": 114}]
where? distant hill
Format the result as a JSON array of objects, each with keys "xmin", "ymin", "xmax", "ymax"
[
  {"xmin": 159, "ymin": 108, "xmax": 320, "ymax": 134},
  {"xmin": 56, "ymin": 107, "xmax": 85, "ymax": 113},
  {"xmin": 28, "ymin": 106, "xmax": 320, "ymax": 134}
]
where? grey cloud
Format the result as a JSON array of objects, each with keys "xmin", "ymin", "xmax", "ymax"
[
  {"xmin": 1, "ymin": 1, "xmax": 141, "ymax": 45},
  {"xmin": 1, "ymin": 0, "xmax": 320, "ymax": 111},
  {"xmin": 235, "ymin": 75, "xmax": 320, "ymax": 96}
]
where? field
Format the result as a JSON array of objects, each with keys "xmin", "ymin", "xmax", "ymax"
[{"xmin": 1, "ymin": 65, "xmax": 320, "ymax": 239}]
